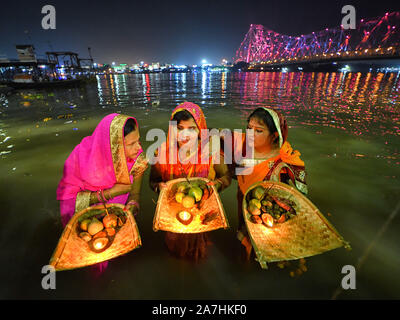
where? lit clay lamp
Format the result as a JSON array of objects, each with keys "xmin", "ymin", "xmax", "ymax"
[
  {"xmin": 176, "ymin": 210, "xmax": 193, "ymax": 225},
  {"xmin": 261, "ymin": 213, "xmax": 274, "ymax": 228},
  {"xmin": 92, "ymin": 237, "xmax": 109, "ymax": 251}
]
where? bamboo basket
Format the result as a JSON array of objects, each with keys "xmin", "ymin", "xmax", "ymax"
[
  {"xmin": 50, "ymin": 203, "xmax": 141, "ymax": 271},
  {"xmin": 243, "ymin": 181, "xmax": 351, "ymax": 269},
  {"xmin": 153, "ymin": 177, "xmax": 229, "ymax": 233}
]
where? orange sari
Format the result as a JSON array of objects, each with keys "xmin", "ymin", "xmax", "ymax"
[
  {"xmin": 154, "ymin": 102, "xmax": 216, "ymax": 260},
  {"xmin": 234, "ymin": 108, "xmax": 308, "ymax": 242}
]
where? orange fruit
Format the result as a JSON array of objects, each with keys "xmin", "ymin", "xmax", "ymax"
[{"xmin": 182, "ymin": 195, "xmax": 195, "ymax": 209}]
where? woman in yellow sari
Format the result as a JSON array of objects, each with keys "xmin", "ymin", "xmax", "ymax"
[
  {"xmin": 234, "ymin": 107, "xmax": 308, "ymax": 259},
  {"xmin": 150, "ymin": 102, "xmax": 231, "ymax": 260}
]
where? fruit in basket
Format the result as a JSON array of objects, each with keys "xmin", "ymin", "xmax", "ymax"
[
  {"xmin": 182, "ymin": 195, "xmax": 196, "ymax": 209},
  {"xmin": 261, "ymin": 200, "xmax": 273, "ymax": 208},
  {"xmin": 249, "ymin": 199, "xmax": 261, "ymax": 209},
  {"xmin": 261, "ymin": 206, "xmax": 269, "ymax": 214},
  {"xmin": 176, "ymin": 182, "xmax": 190, "ymax": 193},
  {"xmin": 175, "ymin": 192, "xmax": 185, "ymax": 204},
  {"xmin": 93, "ymin": 231, "xmax": 107, "ymax": 239},
  {"xmin": 277, "ymin": 213, "xmax": 286, "ymax": 223},
  {"xmin": 248, "ymin": 203, "xmax": 261, "ymax": 216},
  {"xmin": 252, "ymin": 187, "xmax": 265, "ymax": 200},
  {"xmin": 188, "ymin": 186, "xmax": 203, "ymax": 202},
  {"xmin": 79, "ymin": 232, "xmax": 92, "ymax": 242},
  {"xmin": 250, "ymin": 215, "xmax": 263, "ymax": 224},
  {"xmin": 88, "ymin": 218, "xmax": 104, "ymax": 236},
  {"xmin": 103, "ymin": 214, "xmax": 118, "ymax": 228},
  {"xmin": 105, "ymin": 227, "xmax": 116, "ymax": 236},
  {"xmin": 80, "ymin": 219, "xmax": 92, "ymax": 231}
]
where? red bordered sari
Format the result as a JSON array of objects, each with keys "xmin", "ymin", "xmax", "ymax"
[{"xmin": 152, "ymin": 102, "xmax": 216, "ymax": 260}]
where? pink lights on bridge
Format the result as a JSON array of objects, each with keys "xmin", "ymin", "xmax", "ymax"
[{"xmin": 235, "ymin": 12, "xmax": 400, "ymax": 64}]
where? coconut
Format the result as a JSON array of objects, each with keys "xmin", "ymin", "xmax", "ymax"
[{"xmin": 88, "ymin": 218, "xmax": 104, "ymax": 236}]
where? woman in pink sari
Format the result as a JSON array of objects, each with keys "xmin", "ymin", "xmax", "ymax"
[{"xmin": 56, "ymin": 113, "xmax": 148, "ymax": 274}]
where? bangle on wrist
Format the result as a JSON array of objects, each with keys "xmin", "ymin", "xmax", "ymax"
[
  {"xmin": 96, "ymin": 190, "xmax": 102, "ymax": 203},
  {"xmin": 127, "ymin": 200, "xmax": 139, "ymax": 208},
  {"xmin": 101, "ymin": 189, "xmax": 107, "ymax": 202},
  {"xmin": 216, "ymin": 178, "xmax": 224, "ymax": 189},
  {"xmin": 105, "ymin": 189, "xmax": 112, "ymax": 201}
]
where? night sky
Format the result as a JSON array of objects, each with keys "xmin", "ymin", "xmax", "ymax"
[{"xmin": 1, "ymin": 0, "xmax": 399, "ymax": 65}]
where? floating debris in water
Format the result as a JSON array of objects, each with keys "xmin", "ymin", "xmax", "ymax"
[
  {"xmin": 1, "ymin": 136, "xmax": 10, "ymax": 144},
  {"xmin": 43, "ymin": 117, "xmax": 52, "ymax": 122},
  {"xmin": 64, "ymin": 120, "xmax": 72, "ymax": 124},
  {"xmin": 73, "ymin": 128, "xmax": 79, "ymax": 131},
  {"xmin": 7, "ymin": 145, "xmax": 13, "ymax": 148},
  {"xmin": 0, "ymin": 151, "xmax": 11, "ymax": 155}
]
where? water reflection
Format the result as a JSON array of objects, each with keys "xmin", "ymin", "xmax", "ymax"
[{"xmin": 0, "ymin": 70, "xmax": 399, "ymax": 299}]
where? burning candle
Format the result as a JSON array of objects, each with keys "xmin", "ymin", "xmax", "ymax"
[
  {"xmin": 261, "ymin": 213, "xmax": 274, "ymax": 228},
  {"xmin": 176, "ymin": 211, "xmax": 193, "ymax": 225},
  {"xmin": 92, "ymin": 237, "xmax": 109, "ymax": 250}
]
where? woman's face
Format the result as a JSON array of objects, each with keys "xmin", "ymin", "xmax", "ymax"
[
  {"xmin": 177, "ymin": 118, "xmax": 199, "ymax": 148},
  {"xmin": 247, "ymin": 117, "xmax": 277, "ymax": 150},
  {"xmin": 124, "ymin": 129, "xmax": 141, "ymax": 160}
]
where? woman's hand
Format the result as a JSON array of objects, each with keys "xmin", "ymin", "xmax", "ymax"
[
  {"xmin": 157, "ymin": 182, "xmax": 168, "ymax": 193},
  {"xmin": 206, "ymin": 180, "xmax": 222, "ymax": 192},
  {"xmin": 124, "ymin": 202, "xmax": 139, "ymax": 216},
  {"xmin": 105, "ymin": 183, "xmax": 132, "ymax": 199}
]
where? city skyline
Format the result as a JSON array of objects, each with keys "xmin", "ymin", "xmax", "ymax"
[{"xmin": 1, "ymin": 0, "xmax": 399, "ymax": 65}]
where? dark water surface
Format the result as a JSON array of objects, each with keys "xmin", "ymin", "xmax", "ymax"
[{"xmin": 0, "ymin": 71, "xmax": 399, "ymax": 299}]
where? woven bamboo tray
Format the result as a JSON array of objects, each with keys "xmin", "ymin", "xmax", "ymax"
[
  {"xmin": 50, "ymin": 203, "xmax": 141, "ymax": 271},
  {"xmin": 153, "ymin": 177, "xmax": 229, "ymax": 233},
  {"xmin": 243, "ymin": 181, "xmax": 351, "ymax": 269}
]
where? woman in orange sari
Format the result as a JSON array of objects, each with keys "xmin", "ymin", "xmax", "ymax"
[
  {"xmin": 150, "ymin": 102, "xmax": 231, "ymax": 260},
  {"xmin": 234, "ymin": 107, "xmax": 308, "ymax": 259}
]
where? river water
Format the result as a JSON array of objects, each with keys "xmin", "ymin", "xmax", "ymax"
[{"xmin": 0, "ymin": 71, "xmax": 399, "ymax": 299}]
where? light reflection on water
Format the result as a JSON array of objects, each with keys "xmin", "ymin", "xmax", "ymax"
[{"xmin": 0, "ymin": 71, "xmax": 399, "ymax": 299}]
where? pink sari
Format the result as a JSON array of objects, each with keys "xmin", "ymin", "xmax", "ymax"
[{"xmin": 56, "ymin": 113, "xmax": 143, "ymax": 274}]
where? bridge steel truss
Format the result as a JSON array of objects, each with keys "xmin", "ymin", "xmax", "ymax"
[{"xmin": 235, "ymin": 12, "xmax": 400, "ymax": 65}]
